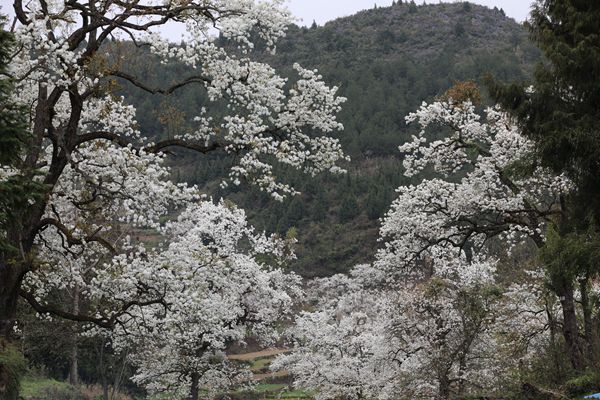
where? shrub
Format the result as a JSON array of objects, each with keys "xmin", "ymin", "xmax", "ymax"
[
  {"xmin": 565, "ymin": 372, "xmax": 600, "ymax": 397},
  {"xmin": 0, "ymin": 340, "xmax": 27, "ymax": 399}
]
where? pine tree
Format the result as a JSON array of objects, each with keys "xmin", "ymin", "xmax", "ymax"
[
  {"xmin": 0, "ymin": 15, "xmax": 43, "ymax": 400},
  {"xmin": 489, "ymin": 0, "xmax": 600, "ymax": 372},
  {"xmin": 408, "ymin": 0, "xmax": 418, "ymax": 13},
  {"xmin": 0, "ymin": 20, "xmax": 44, "ymax": 260},
  {"xmin": 339, "ymin": 195, "xmax": 359, "ymax": 222},
  {"xmin": 491, "ymin": 0, "xmax": 600, "ymax": 220}
]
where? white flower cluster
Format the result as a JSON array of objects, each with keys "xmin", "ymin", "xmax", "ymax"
[
  {"xmin": 0, "ymin": 166, "xmax": 18, "ymax": 182},
  {"xmin": 276, "ymin": 259, "xmax": 517, "ymax": 399},
  {"xmin": 273, "ymin": 279, "xmax": 401, "ymax": 400},
  {"xmin": 104, "ymin": 201, "xmax": 301, "ymax": 396},
  {"xmin": 378, "ymin": 101, "xmax": 570, "ymax": 277},
  {"xmin": 6, "ymin": 0, "xmax": 345, "ymax": 395},
  {"xmin": 276, "ymin": 100, "xmax": 561, "ymax": 399},
  {"xmin": 146, "ymin": 11, "xmax": 348, "ymax": 199},
  {"xmin": 9, "ymin": 0, "xmax": 348, "ymax": 199}
]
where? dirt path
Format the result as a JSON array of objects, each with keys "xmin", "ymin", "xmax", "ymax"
[
  {"xmin": 227, "ymin": 348, "xmax": 291, "ymax": 381},
  {"xmin": 228, "ymin": 348, "xmax": 290, "ymax": 361}
]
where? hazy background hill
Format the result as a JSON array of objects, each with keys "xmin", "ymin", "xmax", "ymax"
[{"xmin": 118, "ymin": 1, "xmax": 540, "ymax": 277}]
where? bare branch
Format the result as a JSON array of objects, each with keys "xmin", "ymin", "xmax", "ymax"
[
  {"xmin": 146, "ymin": 139, "xmax": 221, "ymax": 154},
  {"xmin": 20, "ymin": 289, "xmax": 114, "ymax": 329},
  {"xmin": 20, "ymin": 289, "xmax": 169, "ymax": 330},
  {"xmin": 111, "ymin": 71, "xmax": 211, "ymax": 95},
  {"xmin": 35, "ymin": 217, "xmax": 116, "ymax": 254}
]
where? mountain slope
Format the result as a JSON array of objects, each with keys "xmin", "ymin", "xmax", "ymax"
[
  {"xmin": 223, "ymin": 2, "xmax": 540, "ymax": 277},
  {"xmin": 119, "ymin": 1, "xmax": 541, "ymax": 277}
]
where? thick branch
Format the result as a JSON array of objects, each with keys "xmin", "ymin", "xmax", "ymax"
[
  {"xmin": 20, "ymin": 289, "xmax": 113, "ymax": 329},
  {"xmin": 35, "ymin": 217, "xmax": 116, "ymax": 254},
  {"xmin": 20, "ymin": 289, "xmax": 169, "ymax": 330},
  {"xmin": 75, "ymin": 131, "xmax": 131, "ymax": 148},
  {"xmin": 146, "ymin": 139, "xmax": 221, "ymax": 154},
  {"xmin": 13, "ymin": 0, "xmax": 30, "ymax": 24},
  {"xmin": 111, "ymin": 71, "xmax": 211, "ymax": 95}
]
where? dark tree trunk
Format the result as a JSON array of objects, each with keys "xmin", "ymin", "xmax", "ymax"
[
  {"xmin": 68, "ymin": 285, "xmax": 80, "ymax": 386},
  {"xmin": 557, "ymin": 280, "xmax": 584, "ymax": 371},
  {"xmin": 457, "ymin": 354, "xmax": 467, "ymax": 396},
  {"xmin": 545, "ymin": 300, "xmax": 563, "ymax": 378},
  {"xmin": 99, "ymin": 340, "xmax": 110, "ymax": 400},
  {"xmin": 190, "ymin": 372, "xmax": 200, "ymax": 400},
  {"xmin": 437, "ymin": 373, "xmax": 451, "ymax": 400},
  {"xmin": 580, "ymin": 276, "xmax": 596, "ymax": 365},
  {"xmin": 0, "ymin": 261, "xmax": 22, "ymax": 340},
  {"xmin": 0, "ymin": 259, "xmax": 24, "ymax": 400}
]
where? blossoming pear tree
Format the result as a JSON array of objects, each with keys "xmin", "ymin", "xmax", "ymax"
[
  {"xmin": 102, "ymin": 202, "xmax": 301, "ymax": 399},
  {"xmin": 376, "ymin": 100, "xmax": 569, "ymax": 280},
  {"xmin": 275, "ymin": 95, "xmax": 565, "ymax": 399},
  {"xmin": 376, "ymin": 98, "xmax": 582, "ymax": 369},
  {"xmin": 0, "ymin": 0, "xmax": 346, "ymax": 334},
  {"xmin": 0, "ymin": 0, "xmax": 348, "ymax": 396},
  {"xmin": 271, "ymin": 271, "xmax": 402, "ymax": 400},
  {"xmin": 275, "ymin": 261, "xmax": 514, "ymax": 399}
]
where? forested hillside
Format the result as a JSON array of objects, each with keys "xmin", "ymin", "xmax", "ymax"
[{"xmin": 118, "ymin": 1, "xmax": 540, "ymax": 276}]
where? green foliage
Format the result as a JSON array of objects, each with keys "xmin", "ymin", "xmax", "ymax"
[
  {"xmin": 19, "ymin": 376, "xmax": 80, "ymax": 400},
  {"xmin": 0, "ymin": 341, "xmax": 27, "ymax": 399},
  {"xmin": 454, "ymin": 21, "xmax": 466, "ymax": 37},
  {"xmin": 0, "ymin": 20, "xmax": 27, "ymax": 167},
  {"xmin": 489, "ymin": 0, "xmax": 600, "ymax": 377},
  {"xmin": 565, "ymin": 371, "xmax": 600, "ymax": 397},
  {"xmin": 408, "ymin": 1, "xmax": 417, "ymax": 13},
  {"xmin": 0, "ymin": 175, "xmax": 47, "ymax": 256},
  {"xmin": 539, "ymin": 226, "xmax": 600, "ymax": 287},
  {"xmin": 490, "ymin": 0, "xmax": 600, "ymax": 227},
  {"xmin": 339, "ymin": 195, "xmax": 359, "ymax": 222},
  {"xmin": 0, "ymin": 17, "xmax": 46, "ymax": 257}
]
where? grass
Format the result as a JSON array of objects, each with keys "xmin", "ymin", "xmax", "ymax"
[
  {"xmin": 254, "ymin": 383, "xmax": 287, "ymax": 393},
  {"xmin": 250, "ymin": 357, "xmax": 272, "ymax": 372},
  {"xmin": 20, "ymin": 376, "xmax": 75, "ymax": 399},
  {"xmin": 252, "ymin": 383, "xmax": 313, "ymax": 399}
]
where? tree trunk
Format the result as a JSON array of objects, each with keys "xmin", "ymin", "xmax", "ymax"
[
  {"xmin": 0, "ymin": 261, "xmax": 22, "ymax": 340},
  {"xmin": 579, "ymin": 276, "xmax": 595, "ymax": 365},
  {"xmin": 99, "ymin": 341, "xmax": 110, "ymax": 400},
  {"xmin": 102, "ymin": 382, "xmax": 109, "ymax": 400},
  {"xmin": 437, "ymin": 374, "xmax": 451, "ymax": 400},
  {"xmin": 190, "ymin": 372, "xmax": 200, "ymax": 400},
  {"xmin": 556, "ymin": 280, "xmax": 584, "ymax": 371},
  {"xmin": 545, "ymin": 299, "xmax": 562, "ymax": 379},
  {"xmin": 457, "ymin": 354, "xmax": 467, "ymax": 396},
  {"xmin": 0, "ymin": 260, "xmax": 24, "ymax": 400},
  {"xmin": 68, "ymin": 285, "xmax": 80, "ymax": 386}
]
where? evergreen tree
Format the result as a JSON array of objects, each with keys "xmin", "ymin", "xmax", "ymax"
[
  {"xmin": 0, "ymin": 15, "xmax": 43, "ymax": 400},
  {"xmin": 408, "ymin": 1, "xmax": 418, "ymax": 13},
  {"xmin": 286, "ymin": 197, "xmax": 305, "ymax": 226},
  {"xmin": 491, "ymin": 0, "xmax": 600, "ymax": 222},
  {"xmin": 490, "ymin": 0, "xmax": 600, "ymax": 372},
  {"xmin": 339, "ymin": 195, "xmax": 359, "ymax": 222},
  {"xmin": 0, "ymin": 19, "xmax": 44, "ymax": 268}
]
